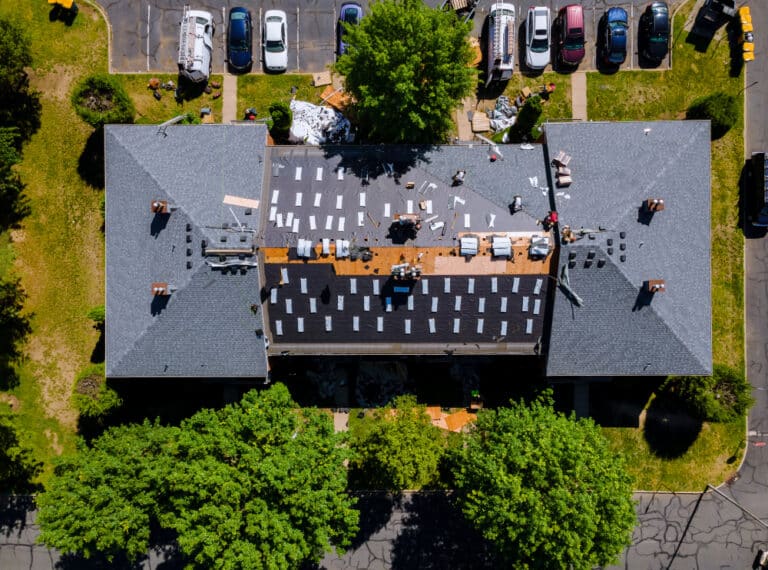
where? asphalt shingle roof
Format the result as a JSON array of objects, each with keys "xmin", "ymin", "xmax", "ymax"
[
  {"xmin": 105, "ymin": 124, "xmax": 269, "ymax": 378},
  {"xmin": 544, "ymin": 121, "xmax": 712, "ymax": 376}
]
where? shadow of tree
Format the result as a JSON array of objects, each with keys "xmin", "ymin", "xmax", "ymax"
[
  {"xmin": 0, "ymin": 278, "xmax": 32, "ymax": 390},
  {"xmin": 644, "ymin": 392, "xmax": 702, "ymax": 458},
  {"xmin": 349, "ymin": 492, "xmax": 397, "ymax": 549},
  {"xmin": 77, "ymin": 127, "xmax": 105, "ymax": 189},
  {"xmin": 0, "ymin": 77, "xmax": 42, "ymax": 146},
  {"xmin": 391, "ymin": 492, "xmax": 499, "ymax": 569},
  {"xmin": 0, "ymin": 495, "xmax": 36, "ymax": 538}
]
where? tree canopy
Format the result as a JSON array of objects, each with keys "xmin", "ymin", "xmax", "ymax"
[
  {"xmin": 0, "ymin": 414, "xmax": 42, "ymax": 492},
  {"xmin": 454, "ymin": 395, "xmax": 636, "ymax": 569},
  {"xmin": 661, "ymin": 364, "xmax": 754, "ymax": 422},
  {"xmin": 334, "ymin": 0, "xmax": 476, "ymax": 143},
  {"xmin": 349, "ymin": 395, "xmax": 446, "ymax": 490},
  {"xmin": 38, "ymin": 384, "xmax": 359, "ymax": 568},
  {"xmin": 0, "ymin": 18, "xmax": 41, "ymax": 144}
]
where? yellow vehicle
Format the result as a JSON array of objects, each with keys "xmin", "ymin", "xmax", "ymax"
[{"xmin": 739, "ymin": 6, "xmax": 754, "ymax": 62}]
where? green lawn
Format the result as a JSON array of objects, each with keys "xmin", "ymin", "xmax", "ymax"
[
  {"xmin": 588, "ymin": 0, "xmax": 746, "ymax": 489},
  {"xmin": 0, "ymin": 0, "xmax": 108, "ymax": 481},
  {"xmin": 502, "ymin": 72, "xmax": 572, "ymax": 123},
  {"xmin": 237, "ymin": 75, "xmax": 325, "ymax": 123},
  {"xmin": 120, "ymin": 74, "xmax": 225, "ymax": 124}
]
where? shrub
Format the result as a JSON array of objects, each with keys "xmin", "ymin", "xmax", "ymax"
[
  {"xmin": 86, "ymin": 305, "xmax": 105, "ymax": 326},
  {"xmin": 71, "ymin": 74, "xmax": 135, "ymax": 129},
  {"xmin": 662, "ymin": 364, "xmax": 753, "ymax": 422},
  {"xmin": 508, "ymin": 97, "xmax": 543, "ymax": 143},
  {"xmin": 686, "ymin": 92, "xmax": 739, "ymax": 139},
  {"xmin": 268, "ymin": 101, "xmax": 292, "ymax": 141},
  {"xmin": 72, "ymin": 363, "xmax": 121, "ymax": 420}
]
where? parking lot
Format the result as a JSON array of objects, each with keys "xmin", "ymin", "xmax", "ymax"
[{"xmin": 101, "ymin": 0, "xmax": 678, "ymax": 75}]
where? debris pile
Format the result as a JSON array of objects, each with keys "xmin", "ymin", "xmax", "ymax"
[
  {"xmin": 488, "ymin": 95, "xmax": 518, "ymax": 132},
  {"xmin": 288, "ymin": 100, "xmax": 354, "ymax": 145}
]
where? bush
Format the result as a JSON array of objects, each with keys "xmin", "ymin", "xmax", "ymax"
[
  {"xmin": 508, "ymin": 97, "xmax": 543, "ymax": 143},
  {"xmin": 686, "ymin": 92, "xmax": 739, "ymax": 140},
  {"xmin": 72, "ymin": 363, "xmax": 121, "ymax": 420},
  {"xmin": 86, "ymin": 305, "xmax": 105, "ymax": 326},
  {"xmin": 662, "ymin": 364, "xmax": 753, "ymax": 422},
  {"xmin": 71, "ymin": 74, "xmax": 135, "ymax": 129},
  {"xmin": 268, "ymin": 101, "xmax": 292, "ymax": 142}
]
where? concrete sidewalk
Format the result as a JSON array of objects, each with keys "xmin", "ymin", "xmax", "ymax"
[
  {"xmin": 221, "ymin": 73, "xmax": 237, "ymax": 123},
  {"xmin": 571, "ymin": 71, "xmax": 587, "ymax": 121}
]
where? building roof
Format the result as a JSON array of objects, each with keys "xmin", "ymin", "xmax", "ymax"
[
  {"xmin": 544, "ymin": 121, "xmax": 712, "ymax": 376},
  {"xmin": 105, "ymin": 124, "xmax": 269, "ymax": 378}
]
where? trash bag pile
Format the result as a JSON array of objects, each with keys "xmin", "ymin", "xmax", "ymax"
[
  {"xmin": 288, "ymin": 100, "xmax": 354, "ymax": 145},
  {"xmin": 488, "ymin": 95, "xmax": 518, "ymax": 132}
]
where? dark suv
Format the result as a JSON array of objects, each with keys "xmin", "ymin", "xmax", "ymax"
[{"xmin": 641, "ymin": 2, "xmax": 669, "ymax": 62}]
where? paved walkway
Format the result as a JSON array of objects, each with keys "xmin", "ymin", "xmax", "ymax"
[
  {"xmin": 221, "ymin": 73, "xmax": 237, "ymax": 124},
  {"xmin": 455, "ymin": 96, "xmax": 475, "ymax": 142},
  {"xmin": 571, "ymin": 71, "xmax": 587, "ymax": 121}
]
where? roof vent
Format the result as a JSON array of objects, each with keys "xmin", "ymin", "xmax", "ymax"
[
  {"xmin": 391, "ymin": 262, "xmax": 422, "ymax": 280},
  {"xmin": 151, "ymin": 282, "xmax": 171, "ymax": 296},
  {"xmin": 587, "ymin": 250, "xmax": 595, "ymax": 259},
  {"xmin": 460, "ymin": 236, "xmax": 479, "ymax": 257},
  {"xmin": 492, "ymin": 236, "xmax": 512, "ymax": 258},
  {"xmin": 645, "ymin": 198, "xmax": 666, "ymax": 212},
  {"xmin": 646, "ymin": 279, "xmax": 666, "ymax": 293},
  {"xmin": 151, "ymin": 200, "xmax": 169, "ymax": 214},
  {"xmin": 297, "ymin": 238, "xmax": 313, "ymax": 258},
  {"xmin": 597, "ymin": 259, "xmax": 606, "ymax": 268}
]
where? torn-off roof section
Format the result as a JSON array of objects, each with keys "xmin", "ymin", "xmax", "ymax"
[{"xmin": 544, "ymin": 121, "xmax": 711, "ymax": 376}]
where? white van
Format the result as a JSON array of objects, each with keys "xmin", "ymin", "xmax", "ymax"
[{"xmin": 178, "ymin": 7, "xmax": 214, "ymax": 83}]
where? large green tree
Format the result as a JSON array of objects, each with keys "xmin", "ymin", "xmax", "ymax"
[
  {"xmin": 0, "ymin": 414, "xmax": 42, "ymax": 492},
  {"xmin": 454, "ymin": 395, "xmax": 636, "ymax": 569},
  {"xmin": 38, "ymin": 384, "xmax": 359, "ymax": 568},
  {"xmin": 334, "ymin": 0, "xmax": 475, "ymax": 143},
  {"xmin": 0, "ymin": 128, "xmax": 30, "ymax": 229},
  {"xmin": 349, "ymin": 395, "xmax": 445, "ymax": 490},
  {"xmin": 0, "ymin": 18, "xmax": 41, "ymax": 143}
]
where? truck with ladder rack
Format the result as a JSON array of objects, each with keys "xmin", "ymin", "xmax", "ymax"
[
  {"xmin": 486, "ymin": 3, "xmax": 515, "ymax": 85},
  {"xmin": 178, "ymin": 6, "xmax": 214, "ymax": 83}
]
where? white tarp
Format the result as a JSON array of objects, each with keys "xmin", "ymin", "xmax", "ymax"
[{"xmin": 288, "ymin": 100, "xmax": 353, "ymax": 145}]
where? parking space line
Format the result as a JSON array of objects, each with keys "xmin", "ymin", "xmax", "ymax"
[
  {"xmin": 146, "ymin": 4, "xmax": 150, "ymax": 71},
  {"xmin": 629, "ymin": 3, "xmax": 633, "ymax": 70},
  {"xmin": 259, "ymin": 7, "xmax": 262, "ymax": 65},
  {"xmin": 297, "ymin": 7, "xmax": 301, "ymax": 71}
]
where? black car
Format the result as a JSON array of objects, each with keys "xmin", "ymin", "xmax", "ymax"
[
  {"xmin": 227, "ymin": 7, "xmax": 252, "ymax": 71},
  {"xmin": 641, "ymin": 2, "xmax": 669, "ymax": 62}
]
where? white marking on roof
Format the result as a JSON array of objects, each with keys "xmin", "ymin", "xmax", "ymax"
[
  {"xmin": 285, "ymin": 212, "xmax": 294, "ymax": 227},
  {"xmin": 464, "ymin": 214, "xmax": 470, "ymax": 228},
  {"xmin": 325, "ymin": 216, "xmax": 333, "ymax": 230},
  {"xmin": 270, "ymin": 288, "xmax": 278, "ymax": 304},
  {"xmin": 405, "ymin": 319, "xmax": 411, "ymax": 335},
  {"xmin": 491, "ymin": 277, "xmax": 498, "ymax": 293},
  {"xmin": 478, "ymin": 298, "xmax": 485, "ymax": 313},
  {"xmin": 500, "ymin": 297, "xmax": 508, "ymax": 312},
  {"xmin": 453, "ymin": 318, "xmax": 460, "ymax": 334},
  {"xmin": 336, "ymin": 195, "xmax": 343, "ymax": 210},
  {"xmin": 384, "ymin": 203, "xmax": 391, "ymax": 218},
  {"xmin": 292, "ymin": 218, "xmax": 299, "ymax": 233},
  {"xmin": 454, "ymin": 296, "xmax": 462, "ymax": 311},
  {"xmin": 407, "ymin": 200, "xmax": 414, "ymax": 214},
  {"xmin": 364, "ymin": 296, "xmax": 370, "ymax": 311},
  {"xmin": 316, "ymin": 167, "xmax": 323, "ymax": 181},
  {"xmin": 337, "ymin": 167, "xmax": 344, "ymax": 180},
  {"xmin": 386, "ymin": 299, "xmax": 393, "ymax": 312},
  {"xmin": 350, "ymin": 278, "xmax": 357, "ymax": 294},
  {"xmin": 295, "ymin": 167, "xmax": 302, "ymax": 180},
  {"xmin": 444, "ymin": 278, "xmax": 451, "ymax": 293},
  {"xmin": 295, "ymin": 192, "xmax": 303, "ymax": 207},
  {"xmin": 275, "ymin": 320, "xmax": 283, "ymax": 336},
  {"xmin": 429, "ymin": 319, "xmax": 436, "ymax": 334},
  {"xmin": 271, "ymin": 190, "xmax": 280, "ymax": 204},
  {"xmin": 534, "ymin": 278, "xmax": 543, "ymax": 295},
  {"xmin": 487, "ymin": 213, "xmax": 496, "ymax": 228},
  {"xmin": 297, "ymin": 317, "xmax": 304, "ymax": 333},
  {"xmin": 325, "ymin": 316, "xmax": 332, "ymax": 332},
  {"xmin": 512, "ymin": 277, "xmax": 520, "ymax": 293},
  {"xmin": 422, "ymin": 279, "xmax": 429, "ymax": 295},
  {"xmin": 522, "ymin": 296, "xmax": 529, "ymax": 312},
  {"xmin": 431, "ymin": 297, "xmax": 438, "ymax": 312},
  {"xmin": 500, "ymin": 321, "xmax": 508, "ymax": 336},
  {"xmin": 280, "ymin": 267, "xmax": 289, "ymax": 284},
  {"xmin": 407, "ymin": 295, "xmax": 414, "ymax": 310},
  {"xmin": 377, "ymin": 317, "xmax": 384, "ymax": 332},
  {"xmin": 309, "ymin": 215, "xmax": 317, "ymax": 230},
  {"xmin": 300, "ymin": 278, "xmax": 307, "ymax": 294},
  {"xmin": 314, "ymin": 193, "xmax": 322, "ymax": 207},
  {"xmin": 276, "ymin": 213, "xmax": 283, "ymax": 228},
  {"xmin": 426, "ymin": 200, "xmax": 433, "ymax": 214},
  {"xmin": 373, "ymin": 280, "xmax": 380, "ymax": 295},
  {"xmin": 533, "ymin": 299, "xmax": 541, "ymax": 315},
  {"xmin": 338, "ymin": 217, "xmax": 345, "ymax": 232},
  {"xmin": 468, "ymin": 278, "xmax": 475, "ymax": 294},
  {"xmin": 454, "ymin": 196, "xmax": 466, "ymax": 206},
  {"xmin": 269, "ymin": 206, "xmax": 277, "ymax": 222},
  {"xmin": 353, "ymin": 315, "xmax": 360, "ymax": 331},
  {"xmin": 357, "ymin": 212, "xmax": 365, "ymax": 227},
  {"xmin": 477, "ymin": 319, "xmax": 484, "ymax": 334},
  {"xmin": 310, "ymin": 298, "xmax": 317, "ymax": 313},
  {"xmin": 359, "ymin": 192, "xmax": 366, "ymax": 207},
  {"xmin": 285, "ymin": 299, "xmax": 293, "ymax": 314},
  {"xmin": 526, "ymin": 319, "xmax": 533, "ymax": 334},
  {"xmin": 337, "ymin": 295, "xmax": 344, "ymax": 311}
]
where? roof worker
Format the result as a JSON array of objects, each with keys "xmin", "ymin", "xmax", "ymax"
[
  {"xmin": 542, "ymin": 210, "xmax": 558, "ymax": 230},
  {"xmin": 452, "ymin": 169, "xmax": 466, "ymax": 186}
]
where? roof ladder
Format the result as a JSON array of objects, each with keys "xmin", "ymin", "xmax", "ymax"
[
  {"xmin": 493, "ymin": 2, "xmax": 503, "ymax": 61},
  {"xmin": 178, "ymin": 5, "xmax": 191, "ymax": 66}
]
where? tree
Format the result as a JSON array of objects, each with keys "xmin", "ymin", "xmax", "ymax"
[
  {"xmin": 71, "ymin": 74, "xmax": 135, "ymax": 129},
  {"xmin": 661, "ymin": 364, "xmax": 754, "ymax": 422},
  {"xmin": 0, "ymin": 277, "xmax": 32, "ymax": 367},
  {"xmin": 349, "ymin": 395, "xmax": 445, "ymax": 490},
  {"xmin": 268, "ymin": 101, "xmax": 292, "ymax": 142},
  {"xmin": 334, "ymin": 0, "xmax": 476, "ymax": 143},
  {"xmin": 38, "ymin": 384, "xmax": 359, "ymax": 568},
  {"xmin": 86, "ymin": 305, "xmax": 105, "ymax": 327},
  {"xmin": 686, "ymin": 91, "xmax": 739, "ymax": 140},
  {"xmin": 0, "ymin": 414, "xmax": 42, "ymax": 493},
  {"xmin": 0, "ymin": 18, "xmax": 41, "ymax": 143},
  {"xmin": 509, "ymin": 97, "xmax": 543, "ymax": 142},
  {"xmin": 454, "ymin": 395, "xmax": 636, "ymax": 569},
  {"xmin": 72, "ymin": 363, "xmax": 121, "ymax": 422}
]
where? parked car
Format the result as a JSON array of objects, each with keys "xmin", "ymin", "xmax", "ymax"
[
  {"xmin": 751, "ymin": 152, "xmax": 768, "ymax": 227},
  {"xmin": 640, "ymin": 2, "xmax": 669, "ymax": 62},
  {"xmin": 525, "ymin": 6, "xmax": 551, "ymax": 69},
  {"xmin": 556, "ymin": 4, "xmax": 585, "ymax": 66},
  {"xmin": 263, "ymin": 10, "xmax": 288, "ymax": 72},
  {"xmin": 603, "ymin": 7, "xmax": 628, "ymax": 64},
  {"xmin": 227, "ymin": 7, "xmax": 252, "ymax": 71},
  {"xmin": 337, "ymin": 3, "xmax": 363, "ymax": 57}
]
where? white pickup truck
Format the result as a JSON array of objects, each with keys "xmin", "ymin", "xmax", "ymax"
[{"xmin": 178, "ymin": 7, "xmax": 214, "ymax": 83}]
